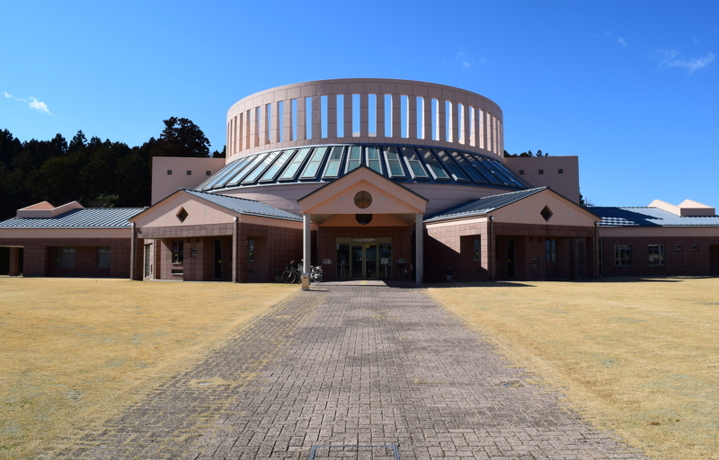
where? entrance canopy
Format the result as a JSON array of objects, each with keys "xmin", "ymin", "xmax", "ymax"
[
  {"xmin": 298, "ymin": 167, "xmax": 428, "ymax": 285},
  {"xmin": 298, "ymin": 166, "xmax": 427, "ymax": 226}
]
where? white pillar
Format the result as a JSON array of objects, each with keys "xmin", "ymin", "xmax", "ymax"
[
  {"xmin": 415, "ymin": 214, "xmax": 423, "ymax": 285},
  {"xmin": 303, "ymin": 214, "xmax": 312, "ymax": 282}
]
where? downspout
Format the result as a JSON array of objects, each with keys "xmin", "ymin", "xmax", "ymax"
[
  {"xmin": 130, "ymin": 222, "xmax": 136, "ymax": 280},
  {"xmin": 232, "ymin": 216, "xmax": 239, "ymax": 283}
]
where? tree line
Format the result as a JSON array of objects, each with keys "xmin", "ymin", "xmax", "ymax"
[{"xmin": 0, "ymin": 118, "xmax": 224, "ymax": 221}]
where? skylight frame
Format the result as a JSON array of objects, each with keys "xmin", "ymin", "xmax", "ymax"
[
  {"xmin": 322, "ymin": 146, "xmax": 346, "ymax": 179},
  {"xmin": 225, "ymin": 153, "xmax": 268, "ymax": 187},
  {"xmin": 383, "ymin": 146, "xmax": 406, "ymax": 178},
  {"xmin": 299, "ymin": 146, "xmax": 329, "ymax": 180},
  {"xmin": 416, "ymin": 148, "xmax": 451, "ymax": 181},
  {"xmin": 400, "ymin": 146, "xmax": 430, "ymax": 180},
  {"xmin": 279, "ymin": 147, "xmax": 312, "ymax": 181},
  {"xmin": 241, "ymin": 151, "xmax": 281, "ymax": 185},
  {"xmin": 259, "ymin": 149, "xmax": 296, "ymax": 183},
  {"xmin": 345, "ymin": 145, "xmax": 362, "ymax": 173}
]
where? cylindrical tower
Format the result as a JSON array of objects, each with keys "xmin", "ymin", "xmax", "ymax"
[{"xmin": 225, "ymin": 78, "xmax": 504, "ymax": 163}]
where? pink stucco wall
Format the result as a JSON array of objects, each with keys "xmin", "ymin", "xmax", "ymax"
[
  {"xmin": 504, "ymin": 156, "xmax": 580, "ymax": 203},
  {"xmin": 151, "ymin": 157, "xmax": 227, "ymax": 205}
]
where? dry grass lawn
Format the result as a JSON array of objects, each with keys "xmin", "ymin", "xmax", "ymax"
[
  {"xmin": 427, "ymin": 277, "xmax": 719, "ymax": 460},
  {"xmin": 0, "ymin": 277, "xmax": 296, "ymax": 459}
]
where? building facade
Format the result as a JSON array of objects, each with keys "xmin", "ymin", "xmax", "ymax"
[{"xmin": 2, "ymin": 78, "xmax": 718, "ymax": 281}]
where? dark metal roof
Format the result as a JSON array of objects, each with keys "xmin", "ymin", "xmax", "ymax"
[
  {"xmin": 0, "ymin": 207, "xmax": 145, "ymax": 229},
  {"xmin": 589, "ymin": 206, "xmax": 719, "ymax": 227},
  {"xmin": 183, "ymin": 189, "xmax": 302, "ymax": 221},
  {"xmin": 197, "ymin": 143, "xmax": 532, "ymax": 193},
  {"xmin": 424, "ymin": 187, "xmax": 547, "ymax": 222}
]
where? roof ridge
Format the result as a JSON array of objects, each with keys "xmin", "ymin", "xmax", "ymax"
[{"xmin": 183, "ymin": 188, "xmax": 262, "ymax": 204}]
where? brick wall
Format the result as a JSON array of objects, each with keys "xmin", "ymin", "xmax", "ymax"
[
  {"xmin": 600, "ymin": 236, "xmax": 719, "ymax": 278},
  {"xmin": 493, "ymin": 223, "xmax": 596, "ymax": 281},
  {"xmin": 0, "ymin": 238, "xmax": 132, "ymax": 278},
  {"xmin": 238, "ymin": 224, "xmax": 303, "ymax": 283},
  {"xmin": 426, "ymin": 221, "xmax": 596, "ymax": 282},
  {"xmin": 426, "ymin": 221, "xmax": 489, "ymax": 282}
]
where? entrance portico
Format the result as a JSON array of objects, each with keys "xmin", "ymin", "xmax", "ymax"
[{"xmin": 298, "ymin": 167, "xmax": 427, "ymax": 284}]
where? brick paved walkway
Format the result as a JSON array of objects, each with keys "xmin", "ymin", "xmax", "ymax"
[{"xmin": 49, "ymin": 285, "xmax": 646, "ymax": 459}]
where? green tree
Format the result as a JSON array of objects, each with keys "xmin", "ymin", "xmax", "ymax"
[
  {"xmin": 212, "ymin": 145, "xmax": 226, "ymax": 158},
  {"xmin": 152, "ymin": 117, "xmax": 210, "ymax": 157}
]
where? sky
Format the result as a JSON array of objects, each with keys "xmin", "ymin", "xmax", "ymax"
[{"xmin": 1, "ymin": 0, "xmax": 717, "ymax": 207}]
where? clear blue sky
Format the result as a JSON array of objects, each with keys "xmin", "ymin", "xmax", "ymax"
[{"xmin": 2, "ymin": 0, "xmax": 717, "ymax": 207}]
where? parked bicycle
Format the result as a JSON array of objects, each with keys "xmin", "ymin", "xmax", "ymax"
[
  {"xmin": 281, "ymin": 260, "xmax": 323, "ymax": 284},
  {"xmin": 310, "ymin": 265, "xmax": 323, "ymax": 282},
  {"xmin": 281, "ymin": 260, "xmax": 302, "ymax": 284}
]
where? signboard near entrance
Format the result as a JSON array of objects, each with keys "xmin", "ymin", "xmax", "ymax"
[{"xmin": 352, "ymin": 238, "xmax": 376, "ymax": 243}]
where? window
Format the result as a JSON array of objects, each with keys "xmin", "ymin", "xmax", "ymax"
[
  {"xmin": 186, "ymin": 170, "xmax": 192, "ymax": 175},
  {"xmin": 97, "ymin": 246, "xmax": 111, "ymax": 268},
  {"xmin": 322, "ymin": 146, "xmax": 344, "ymax": 178},
  {"xmin": 538, "ymin": 169, "xmax": 544, "ymax": 175},
  {"xmin": 280, "ymin": 148, "xmax": 311, "ymax": 180},
  {"xmin": 346, "ymin": 146, "xmax": 362, "ymax": 172},
  {"xmin": 545, "ymin": 239, "xmax": 557, "ymax": 262},
  {"xmin": 474, "ymin": 237, "xmax": 481, "ymax": 262},
  {"xmin": 558, "ymin": 169, "xmax": 564, "ymax": 174},
  {"xmin": 248, "ymin": 239, "xmax": 255, "ymax": 262},
  {"xmin": 300, "ymin": 147, "xmax": 328, "ymax": 179},
  {"xmin": 676, "ymin": 244, "xmax": 682, "ymax": 251},
  {"xmin": 366, "ymin": 147, "xmax": 382, "ymax": 173},
  {"xmin": 692, "ymin": 244, "xmax": 699, "ymax": 251},
  {"xmin": 648, "ymin": 244, "xmax": 665, "ymax": 266},
  {"xmin": 167, "ymin": 170, "xmax": 172, "ymax": 175},
  {"xmin": 354, "ymin": 191, "xmax": 372, "ymax": 209},
  {"xmin": 540, "ymin": 206, "xmax": 553, "ymax": 222},
  {"xmin": 356, "ymin": 214, "xmax": 372, "ymax": 225},
  {"xmin": 176, "ymin": 207, "xmax": 188, "ymax": 223},
  {"xmin": 56, "ymin": 247, "xmax": 75, "ymax": 268},
  {"xmin": 206, "ymin": 170, "xmax": 211, "ymax": 176},
  {"xmin": 615, "ymin": 245, "xmax": 631, "ymax": 266},
  {"xmin": 260, "ymin": 149, "xmax": 295, "ymax": 182},
  {"xmin": 172, "ymin": 240, "xmax": 184, "ymax": 264},
  {"xmin": 384, "ymin": 146, "xmax": 405, "ymax": 178},
  {"xmin": 401, "ymin": 147, "xmax": 429, "ymax": 179},
  {"xmin": 417, "ymin": 148, "xmax": 450, "ymax": 180},
  {"xmin": 519, "ymin": 169, "xmax": 524, "ymax": 175}
]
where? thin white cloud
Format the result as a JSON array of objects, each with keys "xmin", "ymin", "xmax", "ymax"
[
  {"xmin": 618, "ymin": 37, "xmax": 626, "ymax": 47},
  {"xmin": 3, "ymin": 91, "xmax": 53, "ymax": 114},
  {"xmin": 29, "ymin": 97, "xmax": 52, "ymax": 115},
  {"xmin": 655, "ymin": 49, "xmax": 715, "ymax": 74},
  {"xmin": 455, "ymin": 49, "xmax": 477, "ymax": 70},
  {"xmin": 455, "ymin": 50, "xmax": 474, "ymax": 69},
  {"xmin": 693, "ymin": 36, "xmax": 699, "ymax": 43}
]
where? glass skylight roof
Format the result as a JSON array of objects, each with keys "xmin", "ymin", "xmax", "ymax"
[{"xmin": 199, "ymin": 144, "xmax": 529, "ymax": 193}]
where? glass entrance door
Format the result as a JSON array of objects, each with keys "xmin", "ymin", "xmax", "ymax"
[
  {"xmin": 351, "ymin": 245, "xmax": 363, "ymax": 278},
  {"xmin": 349, "ymin": 244, "xmax": 379, "ymax": 279},
  {"xmin": 336, "ymin": 238, "xmax": 392, "ymax": 280}
]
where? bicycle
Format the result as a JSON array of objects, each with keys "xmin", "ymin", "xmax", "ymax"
[
  {"xmin": 310, "ymin": 265, "xmax": 323, "ymax": 282},
  {"xmin": 281, "ymin": 260, "xmax": 302, "ymax": 284}
]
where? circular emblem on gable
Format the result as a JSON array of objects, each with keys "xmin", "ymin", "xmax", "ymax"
[{"xmin": 354, "ymin": 191, "xmax": 372, "ymax": 209}]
